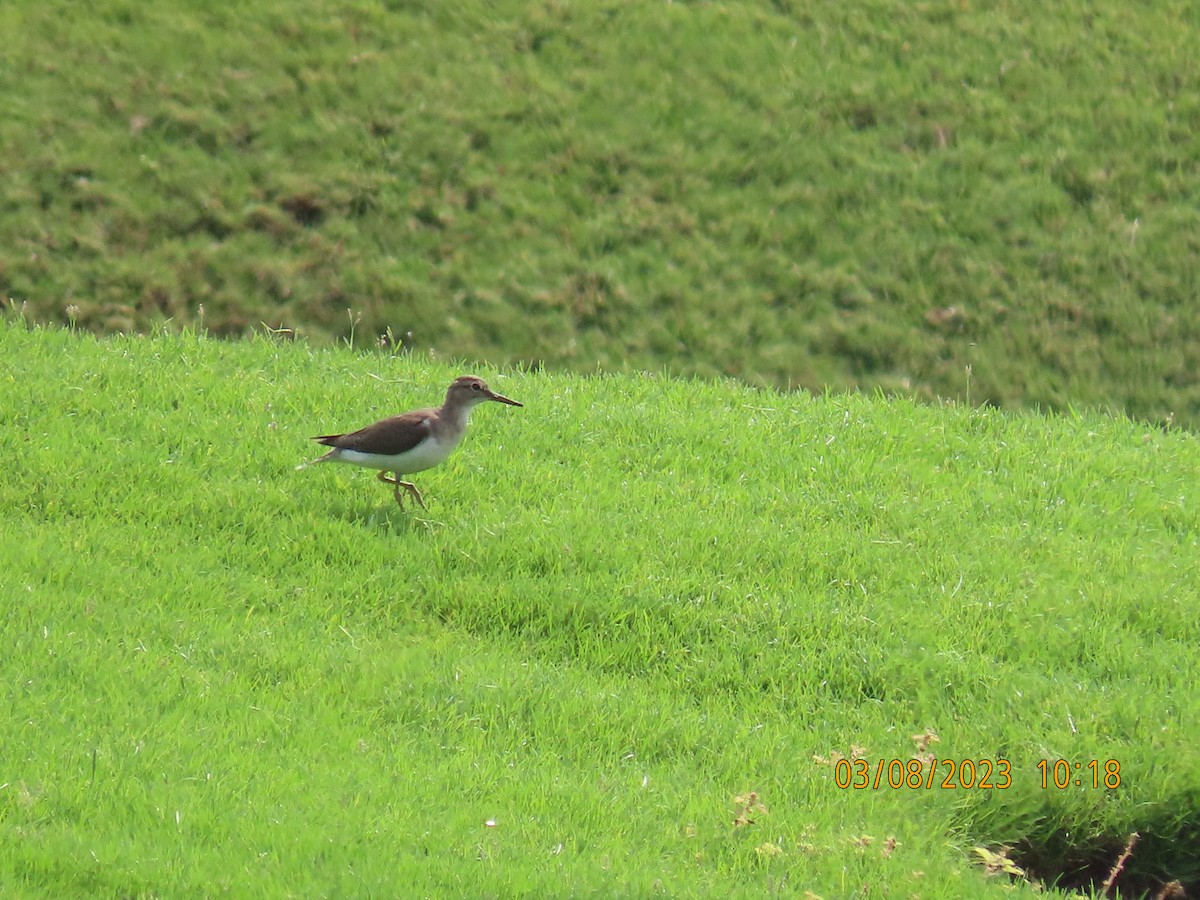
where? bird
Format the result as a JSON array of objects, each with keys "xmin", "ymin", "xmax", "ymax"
[{"xmin": 298, "ymin": 375, "xmax": 522, "ymax": 509}]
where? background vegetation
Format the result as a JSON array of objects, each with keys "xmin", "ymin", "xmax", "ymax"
[
  {"xmin": 3, "ymin": 322, "xmax": 1199, "ymax": 897},
  {"xmin": 2, "ymin": 0, "xmax": 1198, "ymax": 422}
]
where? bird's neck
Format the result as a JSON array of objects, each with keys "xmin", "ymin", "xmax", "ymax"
[{"xmin": 438, "ymin": 402, "xmax": 474, "ymax": 435}]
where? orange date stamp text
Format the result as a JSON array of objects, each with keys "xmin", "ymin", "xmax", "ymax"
[{"xmin": 833, "ymin": 758, "xmax": 1012, "ymax": 790}]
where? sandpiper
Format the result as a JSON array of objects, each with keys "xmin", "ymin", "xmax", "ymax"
[{"xmin": 298, "ymin": 375, "xmax": 522, "ymax": 508}]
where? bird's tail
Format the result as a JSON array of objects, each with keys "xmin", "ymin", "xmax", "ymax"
[{"xmin": 295, "ymin": 452, "xmax": 334, "ymax": 471}]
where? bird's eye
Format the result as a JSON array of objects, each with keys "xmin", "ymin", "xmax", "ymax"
[{"xmin": 472, "ymin": 383, "xmax": 482, "ymax": 390}]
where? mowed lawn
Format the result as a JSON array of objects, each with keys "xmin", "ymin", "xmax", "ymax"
[{"xmin": 2, "ymin": 322, "xmax": 1198, "ymax": 897}]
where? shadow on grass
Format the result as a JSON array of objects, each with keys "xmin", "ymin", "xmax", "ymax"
[{"xmin": 321, "ymin": 498, "xmax": 439, "ymax": 535}]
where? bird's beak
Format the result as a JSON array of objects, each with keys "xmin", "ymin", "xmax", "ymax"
[{"xmin": 488, "ymin": 391, "xmax": 523, "ymax": 407}]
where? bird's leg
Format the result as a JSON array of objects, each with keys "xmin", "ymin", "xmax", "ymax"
[
  {"xmin": 376, "ymin": 471, "xmax": 425, "ymax": 509},
  {"xmin": 376, "ymin": 470, "xmax": 404, "ymax": 507}
]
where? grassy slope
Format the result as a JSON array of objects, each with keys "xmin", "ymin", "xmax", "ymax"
[
  {"xmin": 2, "ymin": 0, "xmax": 1199, "ymax": 424},
  {"xmin": 3, "ymin": 322, "xmax": 1199, "ymax": 897}
]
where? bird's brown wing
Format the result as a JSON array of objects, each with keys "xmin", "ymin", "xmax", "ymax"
[{"xmin": 312, "ymin": 409, "xmax": 435, "ymax": 456}]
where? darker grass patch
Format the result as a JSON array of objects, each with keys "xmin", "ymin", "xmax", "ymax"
[
  {"xmin": 4, "ymin": 1, "xmax": 1200, "ymax": 427},
  {"xmin": 279, "ymin": 193, "xmax": 326, "ymax": 227},
  {"xmin": 1004, "ymin": 806, "xmax": 1200, "ymax": 898}
]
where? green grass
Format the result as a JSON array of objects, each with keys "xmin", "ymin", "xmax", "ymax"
[
  {"xmin": 2, "ymin": 0, "xmax": 1199, "ymax": 424},
  {"xmin": 3, "ymin": 321, "xmax": 1198, "ymax": 897}
]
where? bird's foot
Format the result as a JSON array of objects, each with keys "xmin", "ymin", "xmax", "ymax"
[
  {"xmin": 399, "ymin": 480, "xmax": 426, "ymax": 510},
  {"xmin": 378, "ymin": 471, "xmax": 425, "ymax": 509}
]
